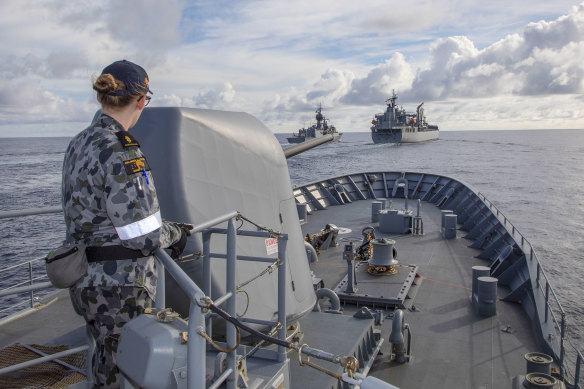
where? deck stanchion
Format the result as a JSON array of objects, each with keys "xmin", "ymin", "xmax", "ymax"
[
  {"xmin": 545, "ymin": 283, "xmax": 550, "ymax": 322},
  {"xmin": 560, "ymin": 312, "xmax": 566, "ymax": 381},
  {"xmin": 28, "ymin": 263, "xmax": 33, "ymax": 308},
  {"xmin": 189, "ymin": 301, "xmax": 206, "ymax": 389},
  {"xmin": 155, "ymin": 256, "xmax": 165, "ymax": 310},
  {"xmin": 277, "ymin": 235, "xmax": 288, "ymax": 363},
  {"xmin": 574, "ymin": 352, "xmax": 582, "ymax": 389},
  {"xmin": 203, "ymin": 230, "xmax": 212, "ymax": 338},
  {"xmin": 226, "ymin": 218, "xmax": 237, "ymax": 389}
]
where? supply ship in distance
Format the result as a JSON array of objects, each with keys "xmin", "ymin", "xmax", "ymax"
[
  {"xmin": 287, "ymin": 104, "xmax": 342, "ymax": 143},
  {"xmin": 371, "ymin": 90, "xmax": 439, "ymax": 143}
]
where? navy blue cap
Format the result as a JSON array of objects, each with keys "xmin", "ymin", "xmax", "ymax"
[{"xmin": 101, "ymin": 60, "xmax": 153, "ymax": 96}]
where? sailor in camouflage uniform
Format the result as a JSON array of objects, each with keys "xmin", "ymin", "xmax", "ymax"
[{"xmin": 62, "ymin": 60, "xmax": 191, "ymax": 388}]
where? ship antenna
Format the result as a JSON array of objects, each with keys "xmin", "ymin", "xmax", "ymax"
[
  {"xmin": 315, "ymin": 103, "xmax": 324, "ymax": 127},
  {"xmin": 390, "ymin": 89, "xmax": 397, "ymax": 108},
  {"xmin": 316, "ymin": 102, "xmax": 322, "ymax": 114}
]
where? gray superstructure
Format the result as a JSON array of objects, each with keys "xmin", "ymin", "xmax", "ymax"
[
  {"xmin": 371, "ymin": 91, "xmax": 439, "ymax": 143},
  {"xmin": 287, "ymin": 104, "xmax": 342, "ymax": 143},
  {"xmin": 0, "ymin": 108, "xmax": 581, "ymax": 389}
]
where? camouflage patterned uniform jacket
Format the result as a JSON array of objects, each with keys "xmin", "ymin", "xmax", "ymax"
[{"xmin": 62, "ymin": 114, "xmax": 182, "ymax": 299}]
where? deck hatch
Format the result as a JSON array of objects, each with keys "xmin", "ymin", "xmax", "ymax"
[{"xmin": 333, "ymin": 262, "xmax": 420, "ymax": 309}]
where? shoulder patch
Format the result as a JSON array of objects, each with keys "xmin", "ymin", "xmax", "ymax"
[
  {"xmin": 115, "ymin": 131, "xmax": 140, "ymax": 148},
  {"xmin": 124, "ymin": 157, "xmax": 151, "ymax": 175}
]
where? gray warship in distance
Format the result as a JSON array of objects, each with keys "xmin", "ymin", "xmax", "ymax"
[
  {"xmin": 0, "ymin": 107, "xmax": 582, "ymax": 389},
  {"xmin": 371, "ymin": 91, "xmax": 439, "ymax": 143},
  {"xmin": 287, "ymin": 104, "xmax": 342, "ymax": 144}
]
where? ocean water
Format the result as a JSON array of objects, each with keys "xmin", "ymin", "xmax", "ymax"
[{"xmin": 0, "ymin": 130, "xmax": 582, "ymax": 353}]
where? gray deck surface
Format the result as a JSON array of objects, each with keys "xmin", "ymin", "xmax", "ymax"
[
  {"xmin": 0, "ymin": 197, "xmax": 541, "ymax": 389},
  {"xmin": 303, "ymin": 198, "xmax": 538, "ymax": 389},
  {"xmin": 0, "ymin": 289, "xmax": 85, "ymax": 349}
]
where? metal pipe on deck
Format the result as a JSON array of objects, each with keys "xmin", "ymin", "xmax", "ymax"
[
  {"xmin": 0, "ymin": 206, "xmax": 62, "ymax": 219},
  {"xmin": 0, "ymin": 282, "xmax": 53, "ymax": 298},
  {"xmin": 0, "ymin": 345, "xmax": 88, "ymax": 376},
  {"xmin": 154, "ymin": 248, "xmax": 206, "ymax": 303}
]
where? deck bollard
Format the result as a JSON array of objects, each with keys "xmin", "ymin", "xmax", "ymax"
[
  {"xmin": 524, "ymin": 352, "xmax": 554, "ymax": 375},
  {"xmin": 297, "ymin": 203, "xmax": 308, "ymax": 222},
  {"xmin": 472, "ymin": 266, "xmax": 491, "ymax": 297},
  {"xmin": 371, "ymin": 201, "xmax": 384, "ymax": 223},
  {"xmin": 523, "ymin": 372, "xmax": 557, "ymax": 388},
  {"xmin": 477, "ymin": 276, "xmax": 498, "ymax": 317},
  {"xmin": 442, "ymin": 214, "xmax": 457, "ymax": 239},
  {"xmin": 441, "ymin": 210, "xmax": 453, "ymax": 228}
]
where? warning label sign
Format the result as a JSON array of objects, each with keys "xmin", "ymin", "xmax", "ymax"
[{"xmin": 265, "ymin": 238, "xmax": 278, "ymax": 255}]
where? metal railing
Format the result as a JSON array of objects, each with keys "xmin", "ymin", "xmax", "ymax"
[
  {"xmin": 0, "ymin": 209, "xmax": 90, "ymax": 380},
  {"xmin": 0, "ymin": 258, "xmax": 54, "ymax": 317},
  {"xmin": 152, "ymin": 210, "xmax": 289, "ymax": 388},
  {"xmin": 477, "ymin": 192, "xmax": 583, "ymax": 388},
  {"xmin": 2, "ymin": 189, "xmax": 580, "ymax": 387},
  {"xmin": 0, "ymin": 208, "xmax": 289, "ymax": 389},
  {"xmin": 1, "ymin": 206, "xmax": 365, "ymax": 388},
  {"xmin": 0, "ymin": 206, "xmax": 61, "ymax": 316}
]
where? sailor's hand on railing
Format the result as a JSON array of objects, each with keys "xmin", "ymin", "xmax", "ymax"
[
  {"xmin": 169, "ymin": 223, "xmax": 194, "ymax": 259},
  {"xmin": 174, "ymin": 222, "xmax": 194, "ymax": 235}
]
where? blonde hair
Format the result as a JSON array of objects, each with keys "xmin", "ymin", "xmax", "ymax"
[{"xmin": 93, "ymin": 73, "xmax": 147, "ymax": 108}]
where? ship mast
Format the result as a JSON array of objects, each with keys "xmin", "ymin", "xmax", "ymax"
[
  {"xmin": 385, "ymin": 90, "xmax": 399, "ymax": 121},
  {"xmin": 386, "ymin": 89, "xmax": 398, "ymax": 108},
  {"xmin": 315, "ymin": 103, "xmax": 323, "ymax": 129}
]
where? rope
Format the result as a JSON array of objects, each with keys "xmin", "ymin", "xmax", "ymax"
[
  {"xmin": 197, "ymin": 213, "xmax": 354, "ymax": 381},
  {"xmin": 305, "ymin": 226, "xmax": 336, "ymax": 243},
  {"xmin": 199, "ymin": 327, "xmax": 241, "ymax": 353},
  {"xmin": 206, "ymin": 303, "xmax": 351, "ymax": 380},
  {"xmin": 236, "ymin": 259, "xmax": 280, "ymax": 290},
  {"xmin": 235, "ymin": 289, "xmax": 249, "ymax": 317},
  {"xmin": 237, "ymin": 214, "xmax": 281, "ymax": 238},
  {"xmin": 207, "ymin": 302, "xmax": 292, "ymax": 349},
  {"xmin": 243, "ymin": 324, "xmax": 281, "ymax": 358},
  {"xmin": 234, "ymin": 258, "xmax": 280, "ymax": 318}
]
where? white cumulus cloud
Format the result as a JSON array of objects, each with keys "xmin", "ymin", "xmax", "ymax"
[
  {"xmin": 341, "ymin": 53, "xmax": 415, "ymax": 105},
  {"xmin": 408, "ymin": 3, "xmax": 584, "ymax": 100},
  {"xmin": 1, "ymin": 1, "xmax": 584, "ymax": 135}
]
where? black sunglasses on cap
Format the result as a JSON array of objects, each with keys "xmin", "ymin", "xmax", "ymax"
[{"xmin": 139, "ymin": 95, "xmax": 151, "ymax": 106}]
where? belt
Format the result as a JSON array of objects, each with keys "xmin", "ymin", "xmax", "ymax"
[{"xmin": 85, "ymin": 246, "xmax": 150, "ymax": 262}]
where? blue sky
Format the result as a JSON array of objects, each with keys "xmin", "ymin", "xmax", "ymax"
[{"xmin": 0, "ymin": 0, "xmax": 583, "ymax": 137}]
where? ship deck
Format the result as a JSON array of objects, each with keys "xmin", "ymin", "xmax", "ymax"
[
  {"xmin": 0, "ymin": 197, "xmax": 541, "ymax": 389},
  {"xmin": 0, "ymin": 290, "xmax": 85, "ymax": 350},
  {"xmin": 303, "ymin": 197, "xmax": 538, "ymax": 389}
]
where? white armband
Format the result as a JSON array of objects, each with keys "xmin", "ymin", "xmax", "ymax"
[{"xmin": 115, "ymin": 211, "xmax": 162, "ymax": 240}]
